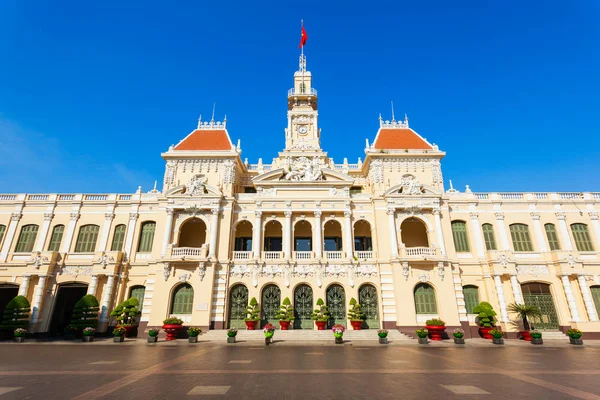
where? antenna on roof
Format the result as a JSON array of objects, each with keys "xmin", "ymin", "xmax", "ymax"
[
  {"xmin": 197, "ymin": 114, "xmax": 202, "ymax": 129},
  {"xmin": 391, "ymin": 101, "xmax": 396, "ymax": 122},
  {"xmin": 404, "ymin": 113, "xmax": 409, "ymax": 126},
  {"xmin": 378, "ymin": 113, "xmax": 383, "ymax": 127},
  {"xmin": 211, "ymin": 103, "xmax": 216, "ymax": 123}
]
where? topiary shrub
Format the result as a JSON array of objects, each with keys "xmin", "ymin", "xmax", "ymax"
[
  {"xmin": 245, "ymin": 297, "xmax": 260, "ymax": 322},
  {"xmin": 311, "ymin": 298, "xmax": 330, "ymax": 322},
  {"xmin": 0, "ymin": 295, "xmax": 31, "ymax": 331},
  {"xmin": 275, "ymin": 297, "xmax": 294, "ymax": 322},
  {"xmin": 68, "ymin": 294, "xmax": 100, "ymax": 331},
  {"xmin": 472, "ymin": 301, "xmax": 497, "ymax": 328},
  {"xmin": 347, "ymin": 298, "xmax": 365, "ymax": 322},
  {"xmin": 110, "ymin": 297, "xmax": 141, "ymax": 326}
]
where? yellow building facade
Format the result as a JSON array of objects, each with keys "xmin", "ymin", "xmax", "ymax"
[{"xmin": 1, "ymin": 55, "xmax": 600, "ymax": 338}]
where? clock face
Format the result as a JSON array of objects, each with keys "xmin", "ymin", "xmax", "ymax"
[{"xmin": 298, "ymin": 125, "xmax": 308, "ymax": 135}]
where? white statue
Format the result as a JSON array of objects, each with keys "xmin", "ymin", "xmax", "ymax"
[
  {"xmin": 187, "ymin": 174, "xmax": 208, "ymax": 195},
  {"xmin": 400, "ymin": 174, "xmax": 422, "ymax": 195},
  {"xmin": 283, "ymin": 157, "xmax": 323, "ymax": 182}
]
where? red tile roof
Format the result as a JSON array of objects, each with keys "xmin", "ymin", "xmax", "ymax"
[
  {"xmin": 373, "ymin": 128, "xmax": 433, "ymax": 150},
  {"xmin": 174, "ymin": 129, "xmax": 233, "ymax": 151}
]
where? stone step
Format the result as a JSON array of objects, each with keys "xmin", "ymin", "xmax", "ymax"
[
  {"xmin": 539, "ymin": 331, "xmax": 568, "ymax": 340},
  {"xmin": 200, "ymin": 329, "xmax": 412, "ymax": 341}
]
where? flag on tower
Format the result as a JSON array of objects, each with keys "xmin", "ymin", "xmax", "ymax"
[{"xmin": 299, "ymin": 25, "xmax": 308, "ymax": 48}]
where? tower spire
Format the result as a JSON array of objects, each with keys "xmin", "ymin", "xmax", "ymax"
[
  {"xmin": 211, "ymin": 103, "xmax": 216, "ymax": 123},
  {"xmin": 391, "ymin": 101, "xmax": 396, "ymax": 122}
]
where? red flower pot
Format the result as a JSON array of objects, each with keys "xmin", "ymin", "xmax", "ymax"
[
  {"xmin": 426, "ymin": 325, "xmax": 446, "ymax": 341},
  {"xmin": 315, "ymin": 321, "xmax": 327, "ymax": 330},
  {"xmin": 520, "ymin": 330, "xmax": 532, "ymax": 341},
  {"xmin": 116, "ymin": 325, "xmax": 137, "ymax": 338},
  {"xmin": 162, "ymin": 324, "xmax": 182, "ymax": 341},
  {"xmin": 279, "ymin": 321, "xmax": 290, "ymax": 330},
  {"xmin": 245, "ymin": 320, "xmax": 257, "ymax": 330},
  {"xmin": 479, "ymin": 327, "xmax": 493, "ymax": 339},
  {"xmin": 350, "ymin": 321, "xmax": 363, "ymax": 330}
]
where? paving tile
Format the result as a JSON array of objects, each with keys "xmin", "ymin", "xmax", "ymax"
[
  {"xmin": 228, "ymin": 360, "xmax": 252, "ymax": 364},
  {"xmin": 89, "ymin": 361, "xmax": 120, "ymax": 365},
  {"xmin": 441, "ymin": 385, "xmax": 490, "ymax": 394},
  {"xmin": 389, "ymin": 360, "xmax": 410, "ymax": 364},
  {"xmin": 512, "ymin": 361, "xmax": 538, "ymax": 365},
  {"xmin": 0, "ymin": 387, "xmax": 23, "ymax": 395},
  {"xmin": 187, "ymin": 386, "xmax": 231, "ymax": 395},
  {"xmin": 249, "ymin": 348, "xmax": 264, "ymax": 350},
  {"xmin": 305, "ymin": 352, "xmax": 323, "ymax": 355}
]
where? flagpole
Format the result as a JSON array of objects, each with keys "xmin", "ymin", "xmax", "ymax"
[{"xmin": 301, "ymin": 19, "xmax": 305, "ymax": 94}]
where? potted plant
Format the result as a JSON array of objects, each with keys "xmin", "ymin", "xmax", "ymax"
[
  {"xmin": 567, "ymin": 328, "xmax": 583, "ymax": 345},
  {"xmin": 82, "ymin": 327, "xmax": 95, "ymax": 342},
  {"xmin": 162, "ymin": 317, "xmax": 184, "ymax": 341},
  {"xmin": 530, "ymin": 330, "xmax": 543, "ymax": 345},
  {"xmin": 415, "ymin": 328, "xmax": 428, "ymax": 344},
  {"xmin": 377, "ymin": 329, "xmax": 389, "ymax": 344},
  {"xmin": 348, "ymin": 298, "xmax": 365, "ymax": 330},
  {"xmin": 490, "ymin": 329, "xmax": 504, "ymax": 345},
  {"xmin": 332, "ymin": 324, "xmax": 345, "ymax": 344},
  {"xmin": 0, "ymin": 296, "xmax": 30, "ymax": 339},
  {"xmin": 453, "ymin": 328, "xmax": 465, "ymax": 344},
  {"xmin": 275, "ymin": 297, "xmax": 294, "ymax": 330},
  {"xmin": 425, "ymin": 318, "xmax": 446, "ymax": 341},
  {"xmin": 13, "ymin": 328, "xmax": 26, "ymax": 343},
  {"xmin": 263, "ymin": 322, "xmax": 275, "ymax": 345},
  {"xmin": 110, "ymin": 297, "xmax": 141, "ymax": 338},
  {"xmin": 147, "ymin": 328, "xmax": 159, "ymax": 343},
  {"xmin": 227, "ymin": 328, "xmax": 237, "ymax": 343},
  {"xmin": 311, "ymin": 298, "xmax": 330, "ymax": 330},
  {"xmin": 68, "ymin": 295, "xmax": 100, "ymax": 338},
  {"xmin": 473, "ymin": 301, "xmax": 497, "ymax": 339},
  {"xmin": 507, "ymin": 303, "xmax": 541, "ymax": 341},
  {"xmin": 113, "ymin": 327, "xmax": 126, "ymax": 342},
  {"xmin": 187, "ymin": 327, "xmax": 201, "ymax": 343},
  {"xmin": 245, "ymin": 297, "xmax": 260, "ymax": 330}
]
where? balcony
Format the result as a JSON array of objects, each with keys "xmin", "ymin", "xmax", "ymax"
[
  {"xmin": 402, "ymin": 246, "xmax": 438, "ymax": 257},
  {"xmin": 232, "ymin": 251, "xmax": 252, "ymax": 260},
  {"xmin": 324, "ymin": 251, "xmax": 344, "ymax": 260},
  {"xmin": 354, "ymin": 251, "xmax": 374, "ymax": 260},
  {"xmin": 263, "ymin": 251, "xmax": 283, "ymax": 260},
  {"xmin": 294, "ymin": 251, "xmax": 313, "ymax": 260},
  {"xmin": 171, "ymin": 246, "xmax": 208, "ymax": 259},
  {"xmin": 287, "ymin": 88, "xmax": 317, "ymax": 97}
]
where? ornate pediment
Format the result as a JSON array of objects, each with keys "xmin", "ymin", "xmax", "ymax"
[
  {"xmin": 252, "ymin": 167, "xmax": 354, "ymax": 186},
  {"xmin": 164, "ymin": 178, "xmax": 223, "ymax": 197},
  {"xmin": 384, "ymin": 181, "xmax": 442, "ymax": 197}
]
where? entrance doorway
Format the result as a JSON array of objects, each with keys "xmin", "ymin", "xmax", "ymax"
[
  {"xmin": 359, "ymin": 284, "xmax": 379, "ymax": 329},
  {"xmin": 261, "ymin": 284, "xmax": 281, "ymax": 328},
  {"xmin": 49, "ymin": 283, "xmax": 88, "ymax": 336},
  {"xmin": 228, "ymin": 284, "xmax": 248, "ymax": 329},
  {"xmin": 521, "ymin": 282, "xmax": 559, "ymax": 330},
  {"xmin": 326, "ymin": 284, "xmax": 346, "ymax": 328},
  {"xmin": 293, "ymin": 284, "xmax": 313, "ymax": 329},
  {"xmin": 0, "ymin": 284, "xmax": 19, "ymax": 326}
]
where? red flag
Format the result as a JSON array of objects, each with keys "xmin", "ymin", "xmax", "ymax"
[{"xmin": 298, "ymin": 26, "xmax": 308, "ymax": 48}]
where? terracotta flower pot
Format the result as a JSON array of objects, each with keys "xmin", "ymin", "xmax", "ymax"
[
  {"xmin": 279, "ymin": 321, "xmax": 290, "ymax": 330},
  {"xmin": 426, "ymin": 325, "xmax": 446, "ymax": 341},
  {"xmin": 479, "ymin": 327, "xmax": 493, "ymax": 339},
  {"xmin": 350, "ymin": 321, "xmax": 363, "ymax": 330},
  {"xmin": 116, "ymin": 325, "xmax": 138, "ymax": 338},
  {"xmin": 520, "ymin": 330, "xmax": 532, "ymax": 341},
  {"xmin": 245, "ymin": 320, "xmax": 257, "ymax": 330},
  {"xmin": 162, "ymin": 324, "xmax": 183, "ymax": 341},
  {"xmin": 315, "ymin": 321, "xmax": 327, "ymax": 330}
]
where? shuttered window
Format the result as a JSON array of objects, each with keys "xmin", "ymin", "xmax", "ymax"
[
  {"xmin": 481, "ymin": 224, "xmax": 497, "ymax": 251},
  {"xmin": 130, "ymin": 286, "xmax": 146, "ymax": 309},
  {"xmin": 509, "ymin": 224, "xmax": 533, "ymax": 252},
  {"xmin": 591, "ymin": 286, "xmax": 600, "ymax": 317},
  {"xmin": 463, "ymin": 285, "xmax": 480, "ymax": 314},
  {"xmin": 74, "ymin": 225, "xmax": 100, "ymax": 253},
  {"xmin": 15, "ymin": 224, "xmax": 39, "ymax": 253},
  {"xmin": 137, "ymin": 222, "xmax": 156, "ymax": 252},
  {"xmin": 47, "ymin": 225, "xmax": 64, "ymax": 252},
  {"xmin": 171, "ymin": 284, "xmax": 194, "ymax": 314},
  {"xmin": 544, "ymin": 223, "xmax": 560, "ymax": 251},
  {"xmin": 414, "ymin": 283, "xmax": 437, "ymax": 314},
  {"xmin": 571, "ymin": 223, "xmax": 594, "ymax": 252},
  {"xmin": 110, "ymin": 224, "xmax": 126, "ymax": 251},
  {"xmin": 451, "ymin": 221, "xmax": 470, "ymax": 252},
  {"xmin": 0, "ymin": 225, "xmax": 6, "ymax": 248}
]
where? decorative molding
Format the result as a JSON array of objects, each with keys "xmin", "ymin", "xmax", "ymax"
[
  {"xmin": 95, "ymin": 252, "xmax": 115, "ymax": 269},
  {"xmin": 129, "ymin": 212, "xmax": 139, "ymax": 221},
  {"xmin": 282, "ymin": 156, "xmax": 323, "ymax": 181},
  {"xmin": 402, "ymin": 262, "xmax": 410, "ymax": 281},
  {"xmin": 28, "ymin": 252, "xmax": 48, "ymax": 269},
  {"xmin": 437, "ymin": 262, "xmax": 445, "ymax": 281},
  {"xmin": 419, "ymin": 272, "xmax": 430, "ymax": 283},
  {"xmin": 60, "ymin": 266, "xmax": 93, "ymax": 276},
  {"xmin": 555, "ymin": 212, "xmax": 566, "ymax": 221},
  {"xmin": 44, "ymin": 213, "xmax": 54, "ymax": 221},
  {"xmin": 589, "ymin": 212, "xmax": 599, "ymax": 221},
  {"xmin": 565, "ymin": 253, "xmax": 576, "ymax": 268},
  {"xmin": 355, "ymin": 264, "xmax": 377, "ymax": 278},
  {"xmin": 516, "ymin": 265, "xmax": 549, "ymax": 276},
  {"xmin": 325, "ymin": 264, "xmax": 346, "ymax": 278},
  {"xmin": 163, "ymin": 263, "xmax": 172, "ymax": 281},
  {"xmin": 469, "ymin": 212, "xmax": 479, "ymax": 220},
  {"xmin": 178, "ymin": 273, "xmax": 191, "ymax": 283},
  {"xmin": 530, "ymin": 212, "xmax": 540, "ymax": 221},
  {"xmin": 187, "ymin": 174, "xmax": 208, "ymax": 196},
  {"xmin": 494, "ymin": 212, "xmax": 505, "ymax": 221},
  {"xmin": 497, "ymin": 254, "xmax": 509, "ymax": 268}
]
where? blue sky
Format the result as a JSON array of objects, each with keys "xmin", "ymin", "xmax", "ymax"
[{"xmin": 1, "ymin": 1, "xmax": 599, "ymax": 194}]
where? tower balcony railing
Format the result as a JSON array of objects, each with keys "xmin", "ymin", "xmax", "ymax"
[
  {"xmin": 232, "ymin": 251, "xmax": 252, "ymax": 260},
  {"xmin": 324, "ymin": 251, "xmax": 344, "ymax": 260},
  {"xmin": 288, "ymin": 88, "xmax": 317, "ymax": 97},
  {"xmin": 172, "ymin": 246, "xmax": 208, "ymax": 258},
  {"xmin": 402, "ymin": 246, "xmax": 437, "ymax": 257},
  {"xmin": 354, "ymin": 251, "xmax": 374, "ymax": 260},
  {"xmin": 263, "ymin": 251, "xmax": 283, "ymax": 260},
  {"xmin": 294, "ymin": 251, "xmax": 314, "ymax": 260}
]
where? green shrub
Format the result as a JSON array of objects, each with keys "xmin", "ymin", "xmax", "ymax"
[
  {"xmin": 163, "ymin": 317, "xmax": 184, "ymax": 325},
  {"xmin": 530, "ymin": 330, "xmax": 542, "ymax": 339},
  {"xmin": 425, "ymin": 318, "xmax": 446, "ymax": 327},
  {"xmin": 311, "ymin": 298, "xmax": 330, "ymax": 322},
  {"xmin": 566, "ymin": 328, "xmax": 582, "ymax": 339},
  {"xmin": 490, "ymin": 329, "xmax": 504, "ymax": 339},
  {"xmin": 472, "ymin": 301, "xmax": 497, "ymax": 328},
  {"xmin": 347, "ymin": 298, "xmax": 365, "ymax": 322},
  {"xmin": 148, "ymin": 328, "xmax": 159, "ymax": 337},
  {"xmin": 68, "ymin": 295, "xmax": 99, "ymax": 331},
  {"xmin": 187, "ymin": 327, "xmax": 201, "ymax": 337},
  {"xmin": 110, "ymin": 297, "xmax": 141, "ymax": 326},
  {"xmin": 113, "ymin": 327, "xmax": 127, "ymax": 337},
  {"xmin": 245, "ymin": 297, "xmax": 260, "ymax": 322},
  {"xmin": 415, "ymin": 328, "xmax": 428, "ymax": 338},
  {"xmin": 0, "ymin": 295, "xmax": 31, "ymax": 331},
  {"xmin": 275, "ymin": 297, "xmax": 294, "ymax": 322}
]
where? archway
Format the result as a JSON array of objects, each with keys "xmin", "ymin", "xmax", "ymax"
[
  {"xmin": 293, "ymin": 220, "xmax": 312, "ymax": 253},
  {"xmin": 261, "ymin": 284, "xmax": 281, "ymax": 327},
  {"xmin": 0, "ymin": 284, "xmax": 19, "ymax": 328},
  {"xmin": 414, "ymin": 283, "xmax": 437, "ymax": 314},
  {"xmin": 326, "ymin": 284, "xmax": 346, "ymax": 328},
  {"xmin": 521, "ymin": 282, "xmax": 559, "ymax": 330},
  {"xmin": 293, "ymin": 284, "xmax": 313, "ymax": 329},
  {"xmin": 49, "ymin": 283, "xmax": 88, "ymax": 336},
  {"xmin": 171, "ymin": 283, "xmax": 194, "ymax": 315},
  {"xmin": 178, "ymin": 218, "xmax": 207, "ymax": 247},
  {"xmin": 263, "ymin": 220, "xmax": 283, "ymax": 253},
  {"xmin": 228, "ymin": 284, "xmax": 249, "ymax": 329},
  {"xmin": 234, "ymin": 221, "xmax": 253, "ymax": 253},
  {"xmin": 354, "ymin": 220, "xmax": 373, "ymax": 254},
  {"xmin": 323, "ymin": 220, "xmax": 343, "ymax": 254},
  {"xmin": 400, "ymin": 218, "xmax": 429, "ymax": 247},
  {"xmin": 359, "ymin": 284, "xmax": 379, "ymax": 329}
]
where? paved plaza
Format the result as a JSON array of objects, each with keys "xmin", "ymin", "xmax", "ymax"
[{"xmin": 1, "ymin": 340, "xmax": 600, "ymax": 399}]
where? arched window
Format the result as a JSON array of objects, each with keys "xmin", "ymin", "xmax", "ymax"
[
  {"xmin": 414, "ymin": 283, "xmax": 437, "ymax": 314},
  {"xmin": 509, "ymin": 224, "xmax": 533, "ymax": 252},
  {"xmin": 171, "ymin": 283, "xmax": 193, "ymax": 314},
  {"xmin": 481, "ymin": 224, "xmax": 496, "ymax": 251},
  {"xmin": 591, "ymin": 286, "xmax": 600, "ymax": 317},
  {"xmin": 129, "ymin": 285, "xmax": 146, "ymax": 309},
  {"xmin": 544, "ymin": 223, "xmax": 560, "ymax": 251},
  {"xmin": 111, "ymin": 224, "xmax": 127, "ymax": 251},
  {"xmin": 74, "ymin": 225, "xmax": 100, "ymax": 253},
  {"xmin": 0, "ymin": 225, "xmax": 6, "ymax": 247},
  {"xmin": 47, "ymin": 225, "xmax": 65, "ymax": 252},
  {"xmin": 463, "ymin": 285, "xmax": 480, "ymax": 314},
  {"xmin": 15, "ymin": 224, "xmax": 39, "ymax": 253},
  {"xmin": 571, "ymin": 223, "xmax": 594, "ymax": 252},
  {"xmin": 451, "ymin": 221, "xmax": 470, "ymax": 253},
  {"xmin": 137, "ymin": 221, "xmax": 156, "ymax": 252}
]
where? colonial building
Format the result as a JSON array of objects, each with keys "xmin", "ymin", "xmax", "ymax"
[{"xmin": 1, "ymin": 54, "xmax": 600, "ymax": 338}]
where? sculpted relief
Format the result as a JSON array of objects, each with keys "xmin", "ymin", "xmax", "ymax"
[
  {"xmin": 186, "ymin": 174, "xmax": 208, "ymax": 195},
  {"xmin": 282, "ymin": 157, "xmax": 323, "ymax": 182}
]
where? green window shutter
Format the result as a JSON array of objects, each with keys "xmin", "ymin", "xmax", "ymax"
[
  {"xmin": 137, "ymin": 222, "xmax": 156, "ymax": 252},
  {"xmin": 463, "ymin": 285, "xmax": 480, "ymax": 314},
  {"xmin": 110, "ymin": 224, "xmax": 126, "ymax": 251},
  {"xmin": 451, "ymin": 221, "xmax": 470, "ymax": 252},
  {"xmin": 130, "ymin": 286, "xmax": 146, "ymax": 309},
  {"xmin": 47, "ymin": 225, "xmax": 65, "ymax": 252},
  {"xmin": 74, "ymin": 225, "xmax": 100, "ymax": 253},
  {"xmin": 481, "ymin": 224, "xmax": 497, "ymax": 251},
  {"xmin": 591, "ymin": 287, "xmax": 600, "ymax": 317},
  {"xmin": 171, "ymin": 284, "xmax": 194, "ymax": 314},
  {"xmin": 0, "ymin": 225, "xmax": 6, "ymax": 248},
  {"xmin": 509, "ymin": 224, "xmax": 533, "ymax": 252},
  {"xmin": 544, "ymin": 224, "xmax": 560, "ymax": 251},
  {"xmin": 571, "ymin": 224, "xmax": 594, "ymax": 252},
  {"xmin": 15, "ymin": 224, "xmax": 39, "ymax": 253},
  {"xmin": 414, "ymin": 283, "xmax": 437, "ymax": 314}
]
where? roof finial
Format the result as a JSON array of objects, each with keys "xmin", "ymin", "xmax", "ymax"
[
  {"xmin": 197, "ymin": 114, "xmax": 202, "ymax": 129},
  {"xmin": 404, "ymin": 113, "xmax": 409, "ymax": 127},
  {"xmin": 378, "ymin": 113, "xmax": 383, "ymax": 127},
  {"xmin": 391, "ymin": 101, "xmax": 396, "ymax": 123},
  {"xmin": 211, "ymin": 103, "xmax": 216, "ymax": 123}
]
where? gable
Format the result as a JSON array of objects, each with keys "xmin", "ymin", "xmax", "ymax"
[
  {"xmin": 174, "ymin": 129, "xmax": 233, "ymax": 151},
  {"xmin": 373, "ymin": 128, "xmax": 433, "ymax": 150}
]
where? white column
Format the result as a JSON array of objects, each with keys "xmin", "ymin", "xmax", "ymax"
[
  {"xmin": 343, "ymin": 211, "xmax": 353, "ymax": 260},
  {"xmin": 18, "ymin": 275, "xmax": 31, "ymax": 297},
  {"xmin": 387, "ymin": 208, "xmax": 399, "ymax": 258},
  {"xmin": 123, "ymin": 212, "xmax": 139, "ymax": 258},
  {"xmin": 208, "ymin": 208, "xmax": 220, "ymax": 259},
  {"xmin": 284, "ymin": 210, "xmax": 292, "ymax": 259},
  {"xmin": 556, "ymin": 213, "xmax": 573, "ymax": 251},
  {"xmin": 34, "ymin": 212, "xmax": 54, "ymax": 252},
  {"xmin": 509, "ymin": 274, "xmax": 524, "ymax": 304},
  {"xmin": 30, "ymin": 275, "xmax": 47, "ymax": 324},
  {"xmin": 88, "ymin": 275, "xmax": 99, "ymax": 296},
  {"xmin": 161, "ymin": 209, "xmax": 175, "ymax": 257},
  {"xmin": 530, "ymin": 213, "xmax": 548, "ymax": 252},
  {"xmin": 560, "ymin": 274, "xmax": 580, "ymax": 322},
  {"xmin": 588, "ymin": 213, "xmax": 600, "ymax": 250},
  {"xmin": 313, "ymin": 211, "xmax": 322, "ymax": 258},
  {"xmin": 469, "ymin": 212, "xmax": 485, "ymax": 258},
  {"xmin": 494, "ymin": 213, "xmax": 510, "ymax": 251},
  {"xmin": 60, "ymin": 212, "xmax": 80, "ymax": 253},
  {"xmin": 493, "ymin": 274, "xmax": 509, "ymax": 322},
  {"xmin": 99, "ymin": 274, "xmax": 115, "ymax": 323},
  {"xmin": 0, "ymin": 213, "xmax": 22, "ymax": 261},
  {"xmin": 252, "ymin": 211, "xmax": 262, "ymax": 259},
  {"xmin": 97, "ymin": 212, "xmax": 115, "ymax": 252},
  {"xmin": 433, "ymin": 209, "xmax": 447, "ymax": 256},
  {"xmin": 578, "ymin": 275, "xmax": 599, "ymax": 322}
]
